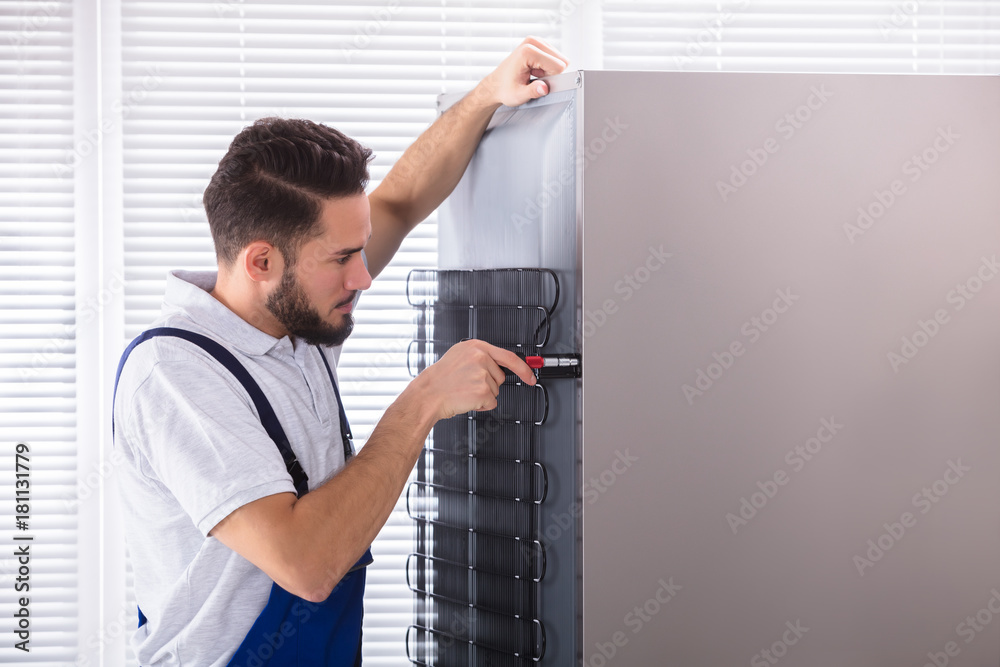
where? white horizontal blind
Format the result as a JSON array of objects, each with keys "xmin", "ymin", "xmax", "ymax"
[
  {"xmin": 118, "ymin": 2, "xmax": 560, "ymax": 664},
  {"xmin": 0, "ymin": 1, "xmax": 77, "ymax": 664},
  {"xmin": 603, "ymin": 1, "xmax": 1000, "ymax": 73}
]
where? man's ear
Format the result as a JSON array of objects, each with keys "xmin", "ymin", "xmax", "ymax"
[{"xmin": 242, "ymin": 241, "xmax": 283, "ymax": 283}]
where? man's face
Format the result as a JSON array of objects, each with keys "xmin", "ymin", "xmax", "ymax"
[{"xmin": 265, "ymin": 194, "xmax": 372, "ymax": 347}]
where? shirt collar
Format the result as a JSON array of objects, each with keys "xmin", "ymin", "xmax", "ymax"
[{"xmin": 162, "ymin": 270, "xmax": 285, "ymax": 356}]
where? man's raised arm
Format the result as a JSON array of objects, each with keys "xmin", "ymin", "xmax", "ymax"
[{"xmin": 364, "ymin": 36, "xmax": 569, "ymax": 279}]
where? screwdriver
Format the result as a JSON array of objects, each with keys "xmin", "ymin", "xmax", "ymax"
[{"xmin": 523, "ymin": 353, "xmax": 581, "ymax": 379}]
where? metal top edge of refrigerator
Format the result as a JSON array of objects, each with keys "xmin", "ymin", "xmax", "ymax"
[
  {"xmin": 435, "ymin": 70, "xmax": 583, "ymax": 115},
  {"xmin": 437, "ymin": 67, "xmax": 998, "ymax": 114}
]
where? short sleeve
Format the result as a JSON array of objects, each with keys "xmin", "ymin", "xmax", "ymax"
[{"xmin": 118, "ymin": 354, "xmax": 297, "ymax": 537}]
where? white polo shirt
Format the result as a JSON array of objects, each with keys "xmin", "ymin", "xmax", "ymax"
[{"xmin": 114, "ymin": 270, "xmax": 352, "ymax": 666}]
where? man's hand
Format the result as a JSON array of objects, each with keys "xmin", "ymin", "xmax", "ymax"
[
  {"xmin": 365, "ymin": 37, "xmax": 569, "ymax": 280},
  {"xmin": 476, "ymin": 36, "xmax": 570, "ymax": 108},
  {"xmin": 406, "ymin": 339, "xmax": 538, "ymax": 421}
]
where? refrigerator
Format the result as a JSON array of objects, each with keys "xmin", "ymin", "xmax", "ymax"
[{"xmin": 404, "ymin": 70, "xmax": 1000, "ymax": 666}]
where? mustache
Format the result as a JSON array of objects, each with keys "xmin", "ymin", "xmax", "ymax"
[{"xmin": 336, "ymin": 292, "xmax": 358, "ymax": 309}]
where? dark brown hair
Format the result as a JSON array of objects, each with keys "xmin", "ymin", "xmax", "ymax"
[{"xmin": 203, "ymin": 117, "xmax": 373, "ymax": 267}]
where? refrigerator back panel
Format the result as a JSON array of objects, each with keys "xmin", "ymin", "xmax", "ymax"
[{"xmin": 435, "ymin": 85, "xmax": 583, "ymax": 667}]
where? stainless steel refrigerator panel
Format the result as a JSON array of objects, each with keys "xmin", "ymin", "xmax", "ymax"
[
  {"xmin": 437, "ymin": 83, "xmax": 583, "ymax": 667},
  {"xmin": 579, "ymin": 71, "xmax": 1000, "ymax": 666}
]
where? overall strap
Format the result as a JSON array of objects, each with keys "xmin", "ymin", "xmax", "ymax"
[
  {"xmin": 316, "ymin": 347, "xmax": 355, "ymax": 462},
  {"xmin": 113, "ymin": 326, "xmax": 310, "ymax": 498}
]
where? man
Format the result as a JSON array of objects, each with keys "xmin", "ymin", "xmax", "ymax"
[{"xmin": 113, "ymin": 37, "xmax": 568, "ymax": 666}]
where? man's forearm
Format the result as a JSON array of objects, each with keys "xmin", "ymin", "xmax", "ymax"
[
  {"xmin": 369, "ymin": 83, "xmax": 501, "ymax": 238},
  {"xmin": 288, "ymin": 380, "xmax": 438, "ymax": 601}
]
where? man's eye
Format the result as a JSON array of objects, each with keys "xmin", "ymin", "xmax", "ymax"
[{"xmin": 337, "ymin": 254, "xmax": 353, "ymax": 265}]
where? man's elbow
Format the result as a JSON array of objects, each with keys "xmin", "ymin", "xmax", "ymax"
[
  {"xmin": 292, "ymin": 581, "xmax": 334, "ymax": 605},
  {"xmin": 283, "ymin": 556, "xmax": 350, "ymax": 604}
]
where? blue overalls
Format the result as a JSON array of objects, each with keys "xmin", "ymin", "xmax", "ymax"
[{"xmin": 114, "ymin": 327, "xmax": 373, "ymax": 666}]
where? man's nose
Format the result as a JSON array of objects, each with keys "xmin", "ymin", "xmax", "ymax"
[{"xmin": 346, "ymin": 254, "xmax": 372, "ymax": 292}]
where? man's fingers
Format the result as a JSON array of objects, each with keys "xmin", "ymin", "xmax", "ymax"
[
  {"xmin": 515, "ymin": 44, "xmax": 567, "ymax": 101},
  {"xmin": 486, "ymin": 360, "xmax": 507, "ymax": 391},
  {"xmin": 520, "ymin": 44, "xmax": 568, "ymax": 80},
  {"xmin": 521, "ymin": 36, "xmax": 569, "ymax": 67},
  {"xmin": 485, "ymin": 372, "xmax": 500, "ymax": 399},
  {"xmin": 482, "ymin": 344, "xmax": 538, "ymax": 386},
  {"xmin": 483, "ymin": 36, "xmax": 569, "ymax": 107}
]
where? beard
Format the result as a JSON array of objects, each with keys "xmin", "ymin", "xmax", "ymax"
[{"xmin": 265, "ymin": 268, "xmax": 356, "ymax": 347}]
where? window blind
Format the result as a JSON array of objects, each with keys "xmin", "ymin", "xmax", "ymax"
[
  {"xmin": 603, "ymin": 0, "xmax": 1000, "ymax": 74},
  {"xmin": 117, "ymin": 2, "xmax": 561, "ymax": 664},
  {"xmin": 0, "ymin": 1, "xmax": 78, "ymax": 664}
]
